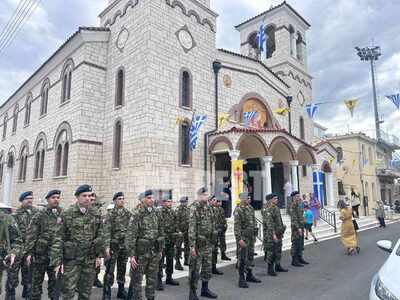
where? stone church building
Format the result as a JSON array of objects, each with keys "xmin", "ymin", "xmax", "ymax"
[{"xmin": 0, "ymin": 0, "xmax": 338, "ymax": 209}]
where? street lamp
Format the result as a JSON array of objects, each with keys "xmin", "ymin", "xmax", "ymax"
[{"xmin": 355, "ymin": 46, "xmax": 382, "ymax": 141}]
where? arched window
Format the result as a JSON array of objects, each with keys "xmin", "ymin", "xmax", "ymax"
[
  {"xmin": 54, "ymin": 129, "xmax": 70, "ymax": 176},
  {"xmin": 24, "ymin": 95, "xmax": 32, "ymax": 126},
  {"xmin": 34, "ymin": 139, "xmax": 46, "ymax": 179},
  {"xmin": 115, "ymin": 67, "xmax": 125, "ymax": 107},
  {"xmin": 336, "ymin": 147, "xmax": 344, "ymax": 162},
  {"xmin": 180, "ymin": 69, "xmax": 192, "ymax": 108},
  {"xmin": 40, "ymin": 80, "xmax": 50, "ymax": 116},
  {"xmin": 12, "ymin": 105, "xmax": 18, "ymax": 134},
  {"xmin": 18, "ymin": 145, "xmax": 28, "ymax": 182},
  {"xmin": 289, "ymin": 25, "xmax": 295, "ymax": 57},
  {"xmin": 265, "ymin": 25, "xmax": 276, "ymax": 59},
  {"xmin": 113, "ymin": 120, "xmax": 122, "ymax": 169},
  {"xmin": 299, "ymin": 116, "xmax": 305, "ymax": 140},
  {"xmin": 61, "ymin": 61, "xmax": 73, "ymax": 103},
  {"xmin": 247, "ymin": 32, "xmax": 258, "ymax": 58},
  {"xmin": 179, "ymin": 120, "xmax": 191, "ymax": 165},
  {"xmin": 296, "ymin": 33, "xmax": 303, "ymax": 62},
  {"xmin": 2, "ymin": 114, "xmax": 7, "ymax": 140}
]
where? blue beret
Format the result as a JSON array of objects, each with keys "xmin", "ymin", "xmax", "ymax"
[
  {"xmin": 180, "ymin": 196, "xmax": 188, "ymax": 203},
  {"xmin": 197, "ymin": 187, "xmax": 208, "ymax": 195},
  {"xmin": 144, "ymin": 190, "xmax": 153, "ymax": 197},
  {"xmin": 45, "ymin": 190, "xmax": 61, "ymax": 199},
  {"xmin": 113, "ymin": 192, "xmax": 124, "ymax": 201},
  {"xmin": 75, "ymin": 184, "xmax": 93, "ymax": 197},
  {"xmin": 266, "ymin": 193, "xmax": 278, "ymax": 201},
  {"xmin": 19, "ymin": 191, "xmax": 33, "ymax": 202},
  {"xmin": 291, "ymin": 191, "xmax": 300, "ymax": 197}
]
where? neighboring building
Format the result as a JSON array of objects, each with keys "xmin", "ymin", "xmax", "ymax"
[
  {"xmin": 327, "ymin": 132, "xmax": 400, "ymax": 215},
  {"xmin": 0, "ymin": 1, "xmax": 333, "ymax": 210},
  {"xmin": 313, "ymin": 122, "xmax": 327, "ymax": 144}
]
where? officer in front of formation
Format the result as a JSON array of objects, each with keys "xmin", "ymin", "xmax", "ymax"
[
  {"xmin": 8, "ymin": 191, "xmax": 39, "ymax": 299},
  {"xmin": 102, "ymin": 192, "xmax": 131, "ymax": 300},
  {"xmin": 1, "ymin": 204, "xmax": 23, "ymax": 300},
  {"xmin": 262, "ymin": 193, "xmax": 288, "ymax": 276},
  {"xmin": 188, "ymin": 187, "xmax": 218, "ymax": 300},
  {"xmin": 175, "ymin": 196, "xmax": 190, "ymax": 270},
  {"xmin": 126, "ymin": 190, "xmax": 164, "ymax": 300},
  {"xmin": 24, "ymin": 189, "xmax": 63, "ymax": 300},
  {"xmin": 50, "ymin": 184, "xmax": 104, "ymax": 300},
  {"xmin": 234, "ymin": 192, "xmax": 261, "ymax": 289},
  {"xmin": 157, "ymin": 194, "xmax": 180, "ymax": 291}
]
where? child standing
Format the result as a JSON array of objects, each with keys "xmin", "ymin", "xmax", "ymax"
[{"xmin": 304, "ymin": 203, "xmax": 318, "ymax": 242}]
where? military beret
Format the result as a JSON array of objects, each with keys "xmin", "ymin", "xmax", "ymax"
[
  {"xmin": 291, "ymin": 191, "xmax": 300, "ymax": 197},
  {"xmin": 45, "ymin": 190, "xmax": 61, "ymax": 200},
  {"xmin": 74, "ymin": 184, "xmax": 92, "ymax": 197},
  {"xmin": 239, "ymin": 192, "xmax": 248, "ymax": 200},
  {"xmin": 197, "ymin": 187, "xmax": 208, "ymax": 195},
  {"xmin": 265, "ymin": 193, "xmax": 278, "ymax": 201},
  {"xmin": 180, "ymin": 196, "xmax": 188, "ymax": 203},
  {"xmin": 113, "ymin": 192, "xmax": 124, "ymax": 201},
  {"xmin": 19, "ymin": 191, "xmax": 33, "ymax": 202},
  {"xmin": 144, "ymin": 190, "xmax": 153, "ymax": 198}
]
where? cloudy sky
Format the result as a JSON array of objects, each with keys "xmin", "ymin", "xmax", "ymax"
[{"xmin": 0, "ymin": 0, "xmax": 399, "ymax": 139}]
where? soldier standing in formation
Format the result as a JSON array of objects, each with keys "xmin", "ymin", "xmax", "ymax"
[
  {"xmin": 24, "ymin": 190, "xmax": 63, "ymax": 300},
  {"xmin": 234, "ymin": 192, "xmax": 261, "ymax": 289},
  {"xmin": 126, "ymin": 190, "xmax": 164, "ymax": 300},
  {"xmin": 157, "ymin": 195, "xmax": 180, "ymax": 290},
  {"xmin": 175, "ymin": 196, "xmax": 190, "ymax": 270},
  {"xmin": 1, "ymin": 207, "xmax": 23, "ymax": 300},
  {"xmin": 290, "ymin": 191, "xmax": 310, "ymax": 267},
  {"xmin": 8, "ymin": 191, "xmax": 38, "ymax": 299},
  {"xmin": 102, "ymin": 192, "xmax": 131, "ymax": 300},
  {"xmin": 91, "ymin": 192, "xmax": 105, "ymax": 289},
  {"xmin": 209, "ymin": 196, "xmax": 223, "ymax": 276},
  {"xmin": 215, "ymin": 198, "xmax": 230, "ymax": 261},
  {"xmin": 50, "ymin": 184, "xmax": 104, "ymax": 299},
  {"xmin": 188, "ymin": 187, "xmax": 218, "ymax": 300},
  {"xmin": 262, "ymin": 193, "xmax": 288, "ymax": 276}
]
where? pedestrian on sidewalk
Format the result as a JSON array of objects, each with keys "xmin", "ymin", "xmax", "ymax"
[
  {"xmin": 303, "ymin": 203, "xmax": 318, "ymax": 242},
  {"xmin": 338, "ymin": 199, "xmax": 360, "ymax": 255},
  {"xmin": 375, "ymin": 201, "xmax": 386, "ymax": 228},
  {"xmin": 350, "ymin": 188, "xmax": 361, "ymax": 218},
  {"xmin": 309, "ymin": 193, "xmax": 320, "ymax": 227}
]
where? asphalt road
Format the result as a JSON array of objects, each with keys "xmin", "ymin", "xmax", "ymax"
[{"xmin": 10, "ymin": 222, "xmax": 400, "ymax": 299}]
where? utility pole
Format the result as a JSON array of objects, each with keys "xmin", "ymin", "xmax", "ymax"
[{"xmin": 355, "ymin": 46, "xmax": 382, "ymax": 141}]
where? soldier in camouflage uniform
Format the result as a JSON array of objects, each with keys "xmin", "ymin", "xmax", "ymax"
[
  {"xmin": 1, "ymin": 208, "xmax": 23, "ymax": 300},
  {"xmin": 290, "ymin": 191, "xmax": 310, "ymax": 267},
  {"xmin": 126, "ymin": 190, "xmax": 164, "ymax": 300},
  {"xmin": 156, "ymin": 195, "xmax": 180, "ymax": 291},
  {"xmin": 188, "ymin": 187, "xmax": 218, "ymax": 300},
  {"xmin": 102, "ymin": 192, "xmax": 131, "ymax": 300},
  {"xmin": 91, "ymin": 192, "xmax": 105, "ymax": 289},
  {"xmin": 9, "ymin": 191, "xmax": 39, "ymax": 299},
  {"xmin": 234, "ymin": 192, "xmax": 261, "ymax": 289},
  {"xmin": 24, "ymin": 190, "xmax": 63, "ymax": 300},
  {"xmin": 262, "ymin": 193, "xmax": 288, "ymax": 277},
  {"xmin": 209, "ymin": 196, "xmax": 223, "ymax": 276},
  {"xmin": 50, "ymin": 184, "xmax": 104, "ymax": 300},
  {"xmin": 215, "ymin": 198, "xmax": 230, "ymax": 261},
  {"xmin": 175, "ymin": 196, "xmax": 190, "ymax": 270}
]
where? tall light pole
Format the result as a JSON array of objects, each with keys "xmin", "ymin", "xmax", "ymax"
[{"xmin": 355, "ymin": 46, "xmax": 382, "ymax": 141}]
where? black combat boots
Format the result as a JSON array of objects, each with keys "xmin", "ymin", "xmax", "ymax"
[
  {"xmin": 200, "ymin": 281, "xmax": 218, "ymax": 298},
  {"xmin": 117, "ymin": 283, "xmax": 127, "ymax": 299},
  {"xmin": 275, "ymin": 263, "xmax": 288, "ymax": 272},
  {"xmin": 165, "ymin": 274, "xmax": 180, "ymax": 286},
  {"xmin": 212, "ymin": 264, "xmax": 224, "ymax": 275},
  {"xmin": 291, "ymin": 256, "xmax": 303, "ymax": 267},
  {"xmin": 246, "ymin": 269, "xmax": 262, "ymax": 283},
  {"xmin": 299, "ymin": 256, "xmax": 310, "ymax": 265},
  {"xmin": 267, "ymin": 264, "xmax": 277, "ymax": 277},
  {"xmin": 175, "ymin": 259, "xmax": 184, "ymax": 271},
  {"xmin": 221, "ymin": 252, "xmax": 231, "ymax": 261}
]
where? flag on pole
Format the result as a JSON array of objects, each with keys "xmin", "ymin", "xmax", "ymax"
[
  {"xmin": 189, "ymin": 115, "xmax": 207, "ymax": 151},
  {"xmin": 257, "ymin": 23, "xmax": 266, "ymax": 58},
  {"xmin": 243, "ymin": 111, "xmax": 258, "ymax": 127},
  {"xmin": 306, "ymin": 103, "xmax": 319, "ymax": 119},
  {"xmin": 344, "ymin": 99, "xmax": 359, "ymax": 117},
  {"xmin": 385, "ymin": 94, "xmax": 400, "ymax": 109}
]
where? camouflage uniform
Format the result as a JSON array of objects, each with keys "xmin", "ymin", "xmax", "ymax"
[
  {"xmin": 103, "ymin": 205, "xmax": 131, "ymax": 295},
  {"xmin": 290, "ymin": 196, "xmax": 307, "ymax": 266},
  {"xmin": 0, "ymin": 211, "xmax": 23, "ymax": 297},
  {"xmin": 24, "ymin": 206, "xmax": 63, "ymax": 300},
  {"xmin": 210, "ymin": 203, "xmax": 223, "ymax": 275},
  {"xmin": 91, "ymin": 199, "xmax": 104, "ymax": 288},
  {"xmin": 126, "ymin": 204, "xmax": 164, "ymax": 300},
  {"xmin": 215, "ymin": 205, "xmax": 227, "ymax": 257},
  {"xmin": 175, "ymin": 201, "xmax": 190, "ymax": 266},
  {"xmin": 50, "ymin": 203, "xmax": 104, "ymax": 299}
]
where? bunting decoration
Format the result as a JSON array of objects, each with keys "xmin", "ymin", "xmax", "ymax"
[
  {"xmin": 273, "ymin": 107, "xmax": 290, "ymax": 116},
  {"xmin": 189, "ymin": 115, "xmax": 207, "ymax": 151},
  {"xmin": 306, "ymin": 103, "xmax": 319, "ymax": 119},
  {"xmin": 385, "ymin": 94, "xmax": 400, "ymax": 110},
  {"xmin": 243, "ymin": 111, "xmax": 258, "ymax": 127},
  {"xmin": 344, "ymin": 99, "xmax": 359, "ymax": 117},
  {"xmin": 218, "ymin": 113, "xmax": 230, "ymax": 128}
]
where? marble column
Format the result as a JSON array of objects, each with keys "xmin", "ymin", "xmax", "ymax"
[
  {"xmin": 229, "ymin": 150, "xmax": 240, "ymax": 215},
  {"xmin": 261, "ymin": 156, "xmax": 273, "ymax": 201},
  {"xmin": 289, "ymin": 160, "xmax": 299, "ymax": 192}
]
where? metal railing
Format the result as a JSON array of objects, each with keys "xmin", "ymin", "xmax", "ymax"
[
  {"xmin": 320, "ymin": 207, "xmax": 337, "ymax": 232},
  {"xmin": 255, "ymin": 216, "xmax": 263, "ymax": 243}
]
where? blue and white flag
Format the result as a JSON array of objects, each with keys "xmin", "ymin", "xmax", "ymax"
[
  {"xmin": 385, "ymin": 94, "xmax": 400, "ymax": 109},
  {"xmin": 189, "ymin": 115, "xmax": 207, "ymax": 151},
  {"xmin": 306, "ymin": 103, "xmax": 318, "ymax": 119},
  {"xmin": 313, "ymin": 171, "xmax": 325, "ymax": 208},
  {"xmin": 257, "ymin": 23, "xmax": 266, "ymax": 57},
  {"xmin": 243, "ymin": 111, "xmax": 257, "ymax": 127}
]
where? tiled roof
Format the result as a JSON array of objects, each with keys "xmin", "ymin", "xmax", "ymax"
[
  {"xmin": 0, "ymin": 27, "xmax": 110, "ymax": 110},
  {"xmin": 235, "ymin": 1, "xmax": 311, "ymax": 29},
  {"xmin": 217, "ymin": 48, "xmax": 289, "ymax": 88}
]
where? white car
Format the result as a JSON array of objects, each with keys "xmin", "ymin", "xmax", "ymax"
[{"xmin": 370, "ymin": 239, "xmax": 400, "ymax": 300}]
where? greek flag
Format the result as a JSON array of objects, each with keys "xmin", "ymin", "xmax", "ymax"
[
  {"xmin": 306, "ymin": 103, "xmax": 318, "ymax": 119},
  {"xmin": 243, "ymin": 111, "xmax": 257, "ymax": 127},
  {"xmin": 385, "ymin": 94, "xmax": 400, "ymax": 109},
  {"xmin": 257, "ymin": 23, "xmax": 266, "ymax": 56},
  {"xmin": 189, "ymin": 115, "xmax": 207, "ymax": 151}
]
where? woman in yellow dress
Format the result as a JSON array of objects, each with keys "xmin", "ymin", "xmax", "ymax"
[{"xmin": 338, "ymin": 199, "xmax": 360, "ymax": 255}]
